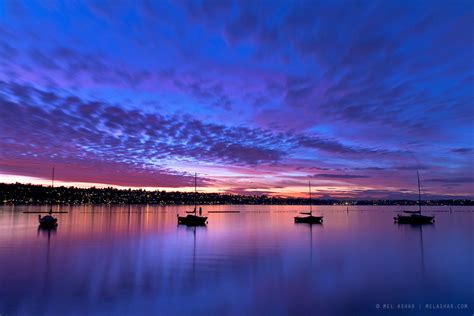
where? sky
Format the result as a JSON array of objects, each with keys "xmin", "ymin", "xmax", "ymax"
[{"xmin": 0, "ymin": 0, "xmax": 473, "ymax": 199}]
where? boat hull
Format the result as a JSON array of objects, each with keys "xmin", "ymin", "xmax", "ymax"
[
  {"xmin": 38, "ymin": 215, "xmax": 58, "ymax": 228},
  {"xmin": 177, "ymin": 214, "xmax": 208, "ymax": 226},
  {"xmin": 394, "ymin": 214, "xmax": 434, "ymax": 224},
  {"xmin": 294, "ymin": 215, "xmax": 323, "ymax": 224}
]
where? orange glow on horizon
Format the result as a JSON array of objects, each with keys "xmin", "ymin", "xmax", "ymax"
[{"xmin": 1, "ymin": 173, "xmax": 471, "ymax": 199}]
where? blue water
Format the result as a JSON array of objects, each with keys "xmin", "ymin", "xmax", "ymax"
[{"xmin": 0, "ymin": 205, "xmax": 472, "ymax": 315}]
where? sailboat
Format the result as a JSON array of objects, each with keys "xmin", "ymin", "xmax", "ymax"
[
  {"xmin": 394, "ymin": 171, "xmax": 434, "ymax": 224},
  {"xmin": 24, "ymin": 168, "xmax": 67, "ymax": 227},
  {"xmin": 38, "ymin": 168, "xmax": 59, "ymax": 228},
  {"xmin": 177, "ymin": 173, "xmax": 208, "ymax": 226},
  {"xmin": 294, "ymin": 181, "xmax": 323, "ymax": 224}
]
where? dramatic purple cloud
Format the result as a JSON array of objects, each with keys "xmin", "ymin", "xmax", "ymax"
[
  {"xmin": 0, "ymin": 0, "xmax": 472, "ymax": 198},
  {"xmin": 314, "ymin": 174, "xmax": 371, "ymax": 179}
]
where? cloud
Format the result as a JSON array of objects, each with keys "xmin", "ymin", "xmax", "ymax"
[
  {"xmin": 0, "ymin": 81, "xmax": 426, "ymax": 190},
  {"xmin": 224, "ymin": 187, "xmax": 275, "ymax": 196},
  {"xmin": 451, "ymin": 148, "xmax": 473, "ymax": 154},
  {"xmin": 425, "ymin": 177, "xmax": 474, "ymax": 184},
  {"xmin": 0, "ymin": 1, "xmax": 472, "ymax": 198},
  {"xmin": 173, "ymin": 75, "xmax": 234, "ymax": 111},
  {"xmin": 337, "ymin": 188, "xmax": 471, "ymax": 200},
  {"xmin": 314, "ymin": 174, "xmax": 371, "ymax": 179},
  {"xmin": 294, "ymin": 134, "xmax": 400, "ymax": 157},
  {"xmin": 394, "ymin": 165, "xmax": 430, "ymax": 171},
  {"xmin": 0, "ymin": 81, "xmax": 289, "ymax": 186},
  {"xmin": 0, "ymin": 157, "xmax": 193, "ymax": 188}
]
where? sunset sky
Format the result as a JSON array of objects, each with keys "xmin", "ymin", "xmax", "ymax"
[{"xmin": 0, "ymin": 0, "xmax": 473, "ymax": 199}]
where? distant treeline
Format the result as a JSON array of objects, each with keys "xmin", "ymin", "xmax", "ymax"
[{"xmin": 0, "ymin": 183, "xmax": 472, "ymax": 206}]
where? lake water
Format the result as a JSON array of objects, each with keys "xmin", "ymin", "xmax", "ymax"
[{"xmin": 0, "ymin": 205, "xmax": 472, "ymax": 316}]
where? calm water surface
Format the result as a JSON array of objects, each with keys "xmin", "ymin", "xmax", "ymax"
[{"xmin": 0, "ymin": 205, "xmax": 472, "ymax": 315}]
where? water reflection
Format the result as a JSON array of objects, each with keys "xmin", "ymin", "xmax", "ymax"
[
  {"xmin": 0, "ymin": 205, "xmax": 472, "ymax": 315},
  {"xmin": 294, "ymin": 222, "xmax": 324, "ymax": 269}
]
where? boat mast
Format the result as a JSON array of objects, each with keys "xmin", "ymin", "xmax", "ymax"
[
  {"xmin": 194, "ymin": 173, "xmax": 197, "ymax": 215},
  {"xmin": 309, "ymin": 181, "xmax": 312, "ymax": 215},
  {"xmin": 417, "ymin": 170, "xmax": 422, "ymax": 213},
  {"xmin": 49, "ymin": 167, "xmax": 55, "ymax": 214}
]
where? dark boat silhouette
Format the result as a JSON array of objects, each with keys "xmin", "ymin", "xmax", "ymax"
[
  {"xmin": 177, "ymin": 173, "xmax": 208, "ymax": 226},
  {"xmin": 394, "ymin": 171, "xmax": 434, "ymax": 224},
  {"xmin": 38, "ymin": 213, "xmax": 58, "ymax": 228},
  {"xmin": 39, "ymin": 168, "xmax": 59, "ymax": 228},
  {"xmin": 295, "ymin": 181, "xmax": 323, "ymax": 224},
  {"xmin": 24, "ymin": 168, "xmax": 67, "ymax": 227}
]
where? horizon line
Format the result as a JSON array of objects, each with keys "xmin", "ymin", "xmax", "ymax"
[{"xmin": 2, "ymin": 182, "xmax": 473, "ymax": 202}]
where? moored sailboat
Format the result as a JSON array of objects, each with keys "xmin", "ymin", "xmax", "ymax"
[
  {"xmin": 294, "ymin": 181, "xmax": 323, "ymax": 224},
  {"xmin": 177, "ymin": 173, "xmax": 208, "ymax": 226},
  {"xmin": 23, "ymin": 167, "xmax": 67, "ymax": 227},
  {"xmin": 38, "ymin": 213, "xmax": 58, "ymax": 228},
  {"xmin": 39, "ymin": 168, "xmax": 58, "ymax": 228},
  {"xmin": 394, "ymin": 171, "xmax": 434, "ymax": 224}
]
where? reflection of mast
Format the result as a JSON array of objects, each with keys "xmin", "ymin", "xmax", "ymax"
[
  {"xmin": 419, "ymin": 225, "xmax": 425, "ymax": 275},
  {"xmin": 192, "ymin": 226, "xmax": 196, "ymax": 276},
  {"xmin": 415, "ymin": 224, "xmax": 427, "ymax": 300},
  {"xmin": 38, "ymin": 226, "xmax": 55, "ymax": 292},
  {"xmin": 127, "ymin": 204, "xmax": 132, "ymax": 234},
  {"xmin": 309, "ymin": 223, "xmax": 313, "ymax": 266},
  {"xmin": 180, "ymin": 224, "xmax": 206, "ymax": 282},
  {"xmin": 47, "ymin": 228, "xmax": 51, "ymax": 262}
]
